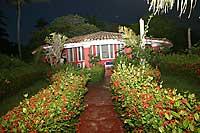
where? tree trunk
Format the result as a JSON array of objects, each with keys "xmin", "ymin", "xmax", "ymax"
[
  {"xmin": 188, "ymin": 27, "xmax": 191, "ymax": 49},
  {"xmin": 17, "ymin": 1, "xmax": 22, "ymax": 59}
]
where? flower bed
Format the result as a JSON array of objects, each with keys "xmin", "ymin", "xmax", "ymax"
[
  {"xmin": 0, "ymin": 66, "xmax": 89, "ymax": 132},
  {"xmin": 111, "ymin": 63, "xmax": 200, "ymax": 132}
]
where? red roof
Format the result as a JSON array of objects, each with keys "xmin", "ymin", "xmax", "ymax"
[{"xmin": 66, "ymin": 31, "xmax": 122, "ymax": 43}]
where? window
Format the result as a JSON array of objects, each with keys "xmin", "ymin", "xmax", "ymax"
[
  {"xmin": 110, "ymin": 44, "xmax": 114, "ymax": 58},
  {"xmin": 96, "ymin": 45, "xmax": 100, "ymax": 57},
  {"xmin": 77, "ymin": 47, "xmax": 84, "ymax": 61},
  {"xmin": 102, "ymin": 45, "xmax": 109, "ymax": 59},
  {"xmin": 67, "ymin": 48, "xmax": 73, "ymax": 62}
]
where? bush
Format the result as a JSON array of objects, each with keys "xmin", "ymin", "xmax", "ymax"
[
  {"xmin": 84, "ymin": 64, "xmax": 105, "ymax": 83},
  {"xmin": 0, "ymin": 66, "xmax": 89, "ymax": 132},
  {"xmin": 111, "ymin": 63, "xmax": 200, "ymax": 132},
  {"xmin": 0, "ymin": 54, "xmax": 49, "ymax": 98}
]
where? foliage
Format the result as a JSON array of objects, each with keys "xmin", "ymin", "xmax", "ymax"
[
  {"xmin": 119, "ymin": 26, "xmax": 155, "ymax": 66},
  {"xmin": 189, "ymin": 41, "xmax": 200, "ymax": 55},
  {"xmin": 87, "ymin": 65, "xmax": 105, "ymax": 83},
  {"xmin": 146, "ymin": 0, "xmax": 197, "ymax": 18},
  {"xmin": 0, "ymin": 65, "xmax": 89, "ymax": 132},
  {"xmin": 131, "ymin": 15, "xmax": 187, "ymax": 51},
  {"xmin": 48, "ymin": 15, "xmax": 100, "ymax": 38},
  {"xmin": 158, "ymin": 54, "xmax": 200, "ymax": 98},
  {"xmin": 111, "ymin": 62, "xmax": 200, "ymax": 132},
  {"xmin": 158, "ymin": 54, "xmax": 200, "ymax": 65},
  {"xmin": 44, "ymin": 32, "xmax": 68, "ymax": 66},
  {"xmin": 28, "ymin": 15, "xmax": 100, "ymax": 61},
  {"xmin": 89, "ymin": 55, "xmax": 100, "ymax": 66},
  {"xmin": 0, "ymin": 54, "xmax": 49, "ymax": 99}
]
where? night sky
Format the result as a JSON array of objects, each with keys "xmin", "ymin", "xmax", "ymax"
[{"xmin": 0, "ymin": 0, "xmax": 199, "ymax": 44}]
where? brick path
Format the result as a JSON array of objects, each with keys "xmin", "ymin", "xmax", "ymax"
[{"xmin": 76, "ymin": 69, "xmax": 124, "ymax": 133}]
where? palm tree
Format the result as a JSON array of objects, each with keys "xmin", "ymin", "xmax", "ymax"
[
  {"xmin": 146, "ymin": 0, "xmax": 198, "ymax": 18},
  {"xmin": 7, "ymin": 0, "xmax": 48, "ymax": 59}
]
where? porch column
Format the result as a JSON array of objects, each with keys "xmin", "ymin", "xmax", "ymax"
[{"xmin": 83, "ymin": 46, "xmax": 90, "ymax": 68}]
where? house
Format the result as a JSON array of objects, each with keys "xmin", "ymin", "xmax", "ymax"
[
  {"xmin": 61, "ymin": 31, "xmax": 173, "ymax": 68},
  {"xmin": 62, "ymin": 31, "xmax": 125, "ymax": 68}
]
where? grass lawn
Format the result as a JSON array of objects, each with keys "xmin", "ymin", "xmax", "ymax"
[
  {"xmin": 0, "ymin": 79, "xmax": 49, "ymax": 116},
  {"xmin": 160, "ymin": 64, "xmax": 200, "ymax": 100}
]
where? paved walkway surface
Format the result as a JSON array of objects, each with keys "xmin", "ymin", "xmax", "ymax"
[{"xmin": 76, "ymin": 69, "xmax": 124, "ymax": 133}]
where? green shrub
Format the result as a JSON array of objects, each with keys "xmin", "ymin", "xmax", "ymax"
[
  {"xmin": 0, "ymin": 66, "xmax": 89, "ymax": 132},
  {"xmin": 0, "ymin": 55, "xmax": 49, "ymax": 98},
  {"xmin": 158, "ymin": 54, "xmax": 200, "ymax": 65},
  {"xmin": 87, "ymin": 64, "xmax": 105, "ymax": 83},
  {"xmin": 111, "ymin": 63, "xmax": 200, "ymax": 132}
]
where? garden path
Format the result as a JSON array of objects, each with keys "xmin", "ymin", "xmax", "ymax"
[{"xmin": 76, "ymin": 69, "xmax": 124, "ymax": 133}]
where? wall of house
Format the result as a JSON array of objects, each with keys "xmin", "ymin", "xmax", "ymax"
[{"xmin": 62, "ymin": 43, "xmax": 125, "ymax": 68}]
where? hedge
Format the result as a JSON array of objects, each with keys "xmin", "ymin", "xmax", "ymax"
[
  {"xmin": 0, "ymin": 66, "xmax": 89, "ymax": 132},
  {"xmin": 111, "ymin": 63, "xmax": 200, "ymax": 132}
]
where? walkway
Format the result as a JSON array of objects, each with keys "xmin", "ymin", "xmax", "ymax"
[{"xmin": 76, "ymin": 69, "xmax": 124, "ymax": 133}]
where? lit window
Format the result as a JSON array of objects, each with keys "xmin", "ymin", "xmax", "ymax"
[
  {"xmin": 77, "ymin": 47, "xmax": 84, "ymax": 61},
  {"xmin": 102, "ymin": 45, "xmax": 109, "ymax": 59},
  {"xmin": 110, "ymin": 44, "xmax": 114, "ymax": 58},
  {"xmin": 96, "ymin": 45, "xmax": 100, "ymax": 57},
  {"xmin": 67, "ymin": 48, "xmax": 73, "ymax": 62}
]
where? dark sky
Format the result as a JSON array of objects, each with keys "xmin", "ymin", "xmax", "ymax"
[{"xmin": 0, "ymin": 0, "xmax": 199, "ymax": 44}]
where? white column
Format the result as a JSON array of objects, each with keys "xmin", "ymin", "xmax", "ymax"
[
  {"xmin": 116, "ymin": 44, "xmax": 119, "ymax": 56},
  {"xmin": 140, "ymin": 18, "xmax": 145, "ymax": 49},
  {"xmin": 100, "ymin": 45, "xmax": 102, "ymax": 59},
  {"xmin": 91, "ymin": 45, "xmax": 94, "ymax": 55},
  {"xmin": 72, "ymin": 48, "xmax": 75, "ymax": 61},
  {"xmin": 80, "ymin": 47, "xmax": 83, "ymax": 61},
  {"xmin": 108, "ymin": 44, "xmax": 111, "ymax": 58},
  {"xmin": 112, "ymin": 44, "xmax": 115, "ymax": 58}
]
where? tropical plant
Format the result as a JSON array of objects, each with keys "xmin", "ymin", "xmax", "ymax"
[
  {"xmin": 146, "ymin": 0, "xmax": 197, "ymax": 18},
  {"xmin": 44, "ymin": 32, "xmax": 68, "ymax": 66}
]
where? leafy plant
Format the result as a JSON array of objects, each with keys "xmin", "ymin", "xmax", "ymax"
[
  {"xmin": 0, "ymin": 65, "xmax": 89, "ymax": 132},
  {"xmin": 111, "ymin": 62, "xmax": 200, "ymax": 132}
]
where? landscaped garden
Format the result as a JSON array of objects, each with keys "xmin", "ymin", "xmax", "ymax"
[
  {"xmin": 110, "ymin": 28, "xmax": 200, "ymax": 132},
  {"xmin": 0, "ymin": 54, "xmax": 105, "ymax": 132},
  {"xmin": 1, "ymin": 2, "xmax": 200, "ymax": 131},
  {"xmin": 0, "ymin": 64, "xmax": 89, "ymax": 132}
]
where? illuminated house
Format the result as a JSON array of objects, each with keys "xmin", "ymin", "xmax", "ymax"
[
  {"xmin": 62, "ymin": 31, "xmax": 126, "ymax": 68},
  {"xmin": 61, "ymin": 31, "xmax": 173, "ymax": 68}
]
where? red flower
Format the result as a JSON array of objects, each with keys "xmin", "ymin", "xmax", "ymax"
[
  {"xmin": 196, "ymin": 105, "xmax": 200, "ymax": 111},
  {"xmin": 0, "ymin": 125, "xmax": 6, "ymax": 133},
  {"xmin": 181, "ymin": 99, "xmax": 188, "ymax": 105},
  {"xmin": 155, "ymin": 102, "xmax": 163, "ymax": 110},
  {"xmin": 44, "ymin": 110, "xmax": 49, "ymax": 116},
  {"xmin": 142, "ymin": 102, "xmax": 149, "ymax": 109},
  {"xmin": 159, "ymin": 111, "xmax": 164, "ymax": 118},
  {"xmin": 155, "ymin": 86, "xmax": 160, "ymax": 90},
  {"xmin": 113, "ymin": 81, "xmax": 120, "ymax": 87},
  {"xmin": 62, "ymin": 107, "xmax": 67, "ymax": 113},
  {"xmin": 169, "ymin": 100, "xmax": 175, "ymax": 105},
  {"xmin": 62, "ymin": 95, "xmax": 67, "ymax": 102}
]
